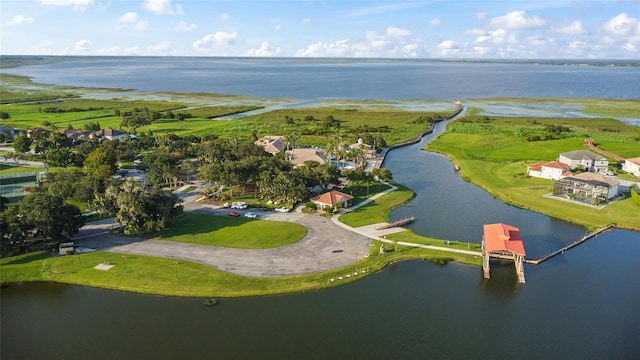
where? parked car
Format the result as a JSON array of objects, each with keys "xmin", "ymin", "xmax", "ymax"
[
  {"xmin": 222, "ymin": 202, "xmax": 230, "ymax": 208},
  {"xmin": 228, "ymin": 211, "xmax": 240, "ymax": 217},
  {"xmin": 275, "ymin": 207, "xmax": 290, "ymax": 213},
  {"xmin": 244, "ymin": 212, "xmax": 258, "ymax": 219},
  {"xmin": 231, "ymin": 202, "xmax": 247, "ymax": 209}
]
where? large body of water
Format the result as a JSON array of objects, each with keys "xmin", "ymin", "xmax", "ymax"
[
  {"xmin": 3, "ymin": 57, "xmax": 640, "ymax": 100},
  {"xmin": 2, "ymin": 57, "xmax": 639, "ymax": 359}
]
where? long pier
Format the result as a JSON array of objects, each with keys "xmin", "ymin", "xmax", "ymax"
[{"xmin": 525, "ymin": 226, "xmax": 614, "ymax": 265}]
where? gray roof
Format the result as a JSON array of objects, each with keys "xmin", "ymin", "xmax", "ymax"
[{"xmin": 560, "ymin": 150, "xmax": 606, "ymax": 161}]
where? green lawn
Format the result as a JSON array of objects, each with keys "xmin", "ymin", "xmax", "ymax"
[
  {"xmin": 339, "ymin": 183, "xmax": 415, "ymax": 227},
  {"xmin": 153, "ymin": 213, "xmax": 307, "ymax": 249},
  {"xmin": 385, "ymin": 230, "xmax": 482, "ymax": 252}
]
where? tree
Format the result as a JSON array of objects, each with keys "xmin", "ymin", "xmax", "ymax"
[
  {"xmin": 0, "ymin": 111, "xmax": 10, "ymax": 119},
  {"xmin": 84, "ymin": 147, "xmax": 118, "ymax": 178},
  {"xmin": 110, "ymin": 180, "xmax": 183, "ymax": 235},
  {"xmin": 0, "ymin": 196, "xmax": 9, "ymax": 212},
  {"xmin": 19, "ymin": 192, "xmax": 84, "ymax": 242},
  {"xmin": 46, "ymin": 148, "xmax": 76, "ymax": 167},
  {"xmin": 13, "ymin": 132, "xmax": 32, "ymax": 153},
  {"xmin": 46, "ymin": 168, "xmax": 83, "ymax": 199},
  {"xmin": 371, "ymin": 168, "xmax": 393, "ymax": 181}
]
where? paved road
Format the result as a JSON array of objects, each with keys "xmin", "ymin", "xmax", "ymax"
[
  {"xmin": 75, "ymin": 187, "xmax": 372, "ymax": 277},
  {"xmin": 74, "ymin": 180, "xmax": 480, "ymax": 277}
]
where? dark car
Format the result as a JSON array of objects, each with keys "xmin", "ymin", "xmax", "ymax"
[{"xmin": 228, "ymin": 211, "xmax": 240, "ymax": 217}]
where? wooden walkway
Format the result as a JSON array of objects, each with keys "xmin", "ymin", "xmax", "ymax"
[
  {"xmin": 525, "ymin": 226, "xmax": 613, "ymax": 264},
  {"xmin": 375, "ymin": 216, "xmax": 415, "ymax": 230}
]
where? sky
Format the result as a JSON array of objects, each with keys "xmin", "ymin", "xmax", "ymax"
[{"xmin": 1, "ymin": 0, "xmax": 639, "ymax": 59}]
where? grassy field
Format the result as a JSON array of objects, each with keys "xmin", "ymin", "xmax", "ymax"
[
  {"xmin": 153, "ymin": 213, "xmax": 306, "ymax": 249},
  {"xmin": 386, "ymin": 230, "xmax": 482, "ymax": 253},
  {"xmin": 0, "ymin": 239, "xmax": 481, "ymax": 297},
  {"xmin": 427, "ymin": 115, "xmax": 640, "ymax": 231},
  {"xmin": 339, "ymin": 183, "xmax": 415, "ymax": 227}
]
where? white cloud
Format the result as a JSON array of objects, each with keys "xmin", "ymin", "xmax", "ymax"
[
  {"xmin": 246, "ymin": 42, "xmax": 281, "ymax": 56},
  {"xmin": 134, "ymin": 21, "xmax": 148, "ymax": 31},
  {"xmin": 74, "ymin": 39, "xmax": 91, "ymax": 51},
  {"xmin": 301, "ymin": 17, "xmax": 312, "ymax": 25},
  {"xmin": 175, "ymin": 21, "xmax": 196, "ymax": 32},
  {"xmin": 144, "ymin": 0, "xmax": 182, "ymax": 15},
  {"xmin": 429, "ymin": 18, "xmax": 444, "ymax": 27},
  {"xmin": 119, "ymin": 12, "xmax": 148, "ymax": 31},
  {"xmin": 27, "ymin": 41, "xmax": 69, "ymax": 55},
  {"xmin": 437, "ymin": 40, "xmax": 459, "ymax": 57},
  {"xmin": 7, "ymin": 15, "xmax": 35, "ymax": 26},
  {"xmin": 148, "ymin": 41, "xmax": 174, "ymax": 54},
  {"xmin": 476, "ymin": 29, "xmax": 515, "ymax": 45},
  {"xmin": 489, "ymin": 11, "xmax": 545, "ymax": 29},
  {"xmin": 386, "ymin": 26, "xmax": 411, "ymax": 37},
  {"xmin": 123, "ymin": 46, "xmax": 140, "ymax": 55},
  {"xmin": 603, "ymin": 13, "xmax": 638, "ymax": 36},
  {"xmin": 119, "ymin": 12, "xmax": 138, "ymax": 23},
  {"xmin": 220, "ymin": 13, "xmax": 229, "ymax": 21},
  {"xmin": 295, "ymin": 39, "xmax": 352, "ymax": 57},
  {"xmin": 296, "ymin": 28, "xmax": 423, "ymax": 57},
  {"xmin": 466, "ymin": 28, "xmax": 486, "ymax": 36},
  {"xmin": 554, "ymin": 21, "xmax": 587, "ymax": 35},
  {"xmin": 41, "ymin": 0, "xmax": 93, "ymax": 11},
  {"xmin": 193, "ymin": 31, "xmax": 239, "ymax": 53}
]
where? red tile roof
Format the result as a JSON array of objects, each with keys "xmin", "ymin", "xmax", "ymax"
[
  {"xmin": 311, "ymin": 190, "xmax": 353, "ymax": 207},
  {"xmin": 483, "ymin": 223, "xmax": 526, "ymax": 256}
]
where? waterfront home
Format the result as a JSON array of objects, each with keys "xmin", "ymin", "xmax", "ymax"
[
  {"xmin": 621, "ymin": 157, "xmax": 640, "ymax": 177},
  {"xmin": 287, "ymin": 148, "xmax": 327, "ymax": 167},
  {"xmin": 527, "ymin": 161, "xmax": 571, "ymax": 180},
  {"xmin": 311, "ymin": 190, "xmax": 353, "ymax": 210},
  {"xmin": 349, "ymin": 138, "xmax": 376, "ymax": 159},
  {"xmin": 558, "ymin": 150, "xmax": 608, "ymax": 173},
  {"xmin": 255, "ymin": 135, "xmax": 285, "ymax": 155},
  {"xmin": 58, "ymin": 129, "xmax": 87, "ymax": 141},
  {"xmin": 552, "ymin": 172, "xmax": 619, "ymax": 205}
]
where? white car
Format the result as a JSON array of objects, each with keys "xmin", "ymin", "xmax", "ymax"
[
  {"xmin": 275, "ymin": 207, "xmax": 290, "ymax": 213},
  {"xmin": 244, "ymin": 212, "xmax": 258, "ymax": 219},
  {"xmin": 231, "ymin": 202, "xmax": 247, "ymax": 209}
]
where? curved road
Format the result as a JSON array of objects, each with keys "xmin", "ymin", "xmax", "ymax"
[{"xmin": 75, "ymin": 205, "xmax": 371, "ymax": 277}]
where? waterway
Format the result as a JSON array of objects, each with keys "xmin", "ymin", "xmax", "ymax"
[{"xmin": 384, "ymin": 116, "xmax": 587, "ymax": 259}]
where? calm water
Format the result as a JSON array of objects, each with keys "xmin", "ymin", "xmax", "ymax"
[
  {"xmin": 3, "ymin": 57, "xmax": 640, "ymax": 100},
  {"xmin": 2, "ymin": 58, "xmax": 640, "ymax": 359},
  {"xmin": 2, "ymin": 229, "xmax": 639, "ymax": 360}
]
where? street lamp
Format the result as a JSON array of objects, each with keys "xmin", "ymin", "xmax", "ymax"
[
  {"xmin": 121, "ymin": 255, "xmax": 127, "ymax": 272},
  {"xmin": 173, "ymin": 260, "xmax": 178, "ymax": 279}
]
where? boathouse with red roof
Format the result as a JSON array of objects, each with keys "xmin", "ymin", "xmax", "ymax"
[{"xmin": 482, "ymin": 223, "xmax": 526, "ymax": 283}]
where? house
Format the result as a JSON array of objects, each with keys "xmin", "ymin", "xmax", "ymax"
[
  {"xmin": 58, "ymin": 129, "xmax": 87, "ymax": 140},
  {"xmin": 287, "ymin": 148, "xmax": 327, "ymax": 166},
  {"xmin": 26, "ymin": 127, "xmax": 51, "ymax": 139},
  {"xmin": 93, "ymin": 128, "xmax": 128, "ymax": 141},
  {"xmin": 255, "ymin": 135, "xmax": 285, "ymax": 155},
  {"xmin": 311, "ymin": 190, "xmax": 353, "ymax": 210},
  {"xmin": 552, "ymin": 172, "xmax": 619, "ymax": 205},
  {"xmin": 622, "ymin": 157, "xmax": 640, "ymax": 177},
  {"xmin": 349, "ymin": 138, "xmax": 376, "ymax": 159},
  {"xmin": 558, "ymin": 150, "xmax": 608, "ymax": 173},
  {"xmin": 527, "ymin": 161, "xmax": 571, "ymax": 180}
]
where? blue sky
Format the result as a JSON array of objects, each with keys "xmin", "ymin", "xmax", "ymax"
[{"xmin": 1, "ymin": 0, "xmax": 639, "ymax": 58}]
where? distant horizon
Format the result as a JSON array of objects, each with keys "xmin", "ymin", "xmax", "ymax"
[
  {"xmin": 1, "ymin": 1, "xmax": 638, "ymax": 59},
  {"xmin": 1, "ymin": 54, "xmax": 639, "ymax": 64}
]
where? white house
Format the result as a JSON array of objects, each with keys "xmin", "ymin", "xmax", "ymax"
[
  {"xmin": 558, "ymin": 150, "xmax": 608, "ymax": 173},
  {"xmin": 93, "ymin": 128, "xmax": 128, "ymax": 141},
  {"xmin": 527, "ymin": 161, "xmax": 571, "ymax": 180},
  {"xmin": 622, "ymin": 157, "xmax": 640, "ymax": 177},
  {"xmin": 552, "ymin": 172, "xmax": 619, "ymax": 205},
  {"xmin": 287, "ymin": 148, "xmax": 327, "ymax": 167},
  {"xmin": 255, "ymin": 135, "xmax": 285, "ymax": 155}
]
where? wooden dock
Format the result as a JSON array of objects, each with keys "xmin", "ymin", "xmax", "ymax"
[
  {"xmin": 375, "ymin": 216, "xmax": 416, "ymax": 230},
  {"xmin": 525, "ymin": 225, "xmax": 613, "ymax": 265}
]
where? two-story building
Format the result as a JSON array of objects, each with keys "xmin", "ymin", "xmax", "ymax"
[{"xmin": 558, "ymin": 150, "xmax": 608, "ymax": 173}]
